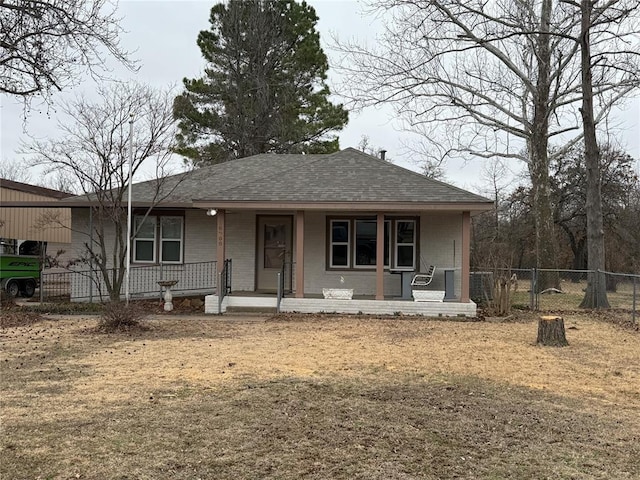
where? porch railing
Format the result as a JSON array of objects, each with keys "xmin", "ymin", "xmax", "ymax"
[
  {"xmin": 217, "ymin": 258, "xmax": 232, "ymax": 314},
  {"xmin": 276, "ymin": 261, "xmax": 286, "ymax": 313},
  {"xmin": 40, "ymin": 261, "xmax": 217, "ymax": 302}
]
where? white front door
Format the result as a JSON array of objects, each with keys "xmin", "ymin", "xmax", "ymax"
[{"xmin": 256, "ymin": 216, "xmax": 292, "ymax": 291}]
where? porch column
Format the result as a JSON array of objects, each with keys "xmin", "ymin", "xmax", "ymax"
[
  {"xmin": 295, "ymin": 210, "xmax": 305, "ymax": 298},
  {"xmin": 461, "ymin": 211, "xmax": 470, "ymax": 302},
  {"xmin": 216, "ymin": 209, "xmax": 225, "ymax": 273},
  {"xmin": 376, "ymin": 212, "xmax": 385, "ymax": 300}
]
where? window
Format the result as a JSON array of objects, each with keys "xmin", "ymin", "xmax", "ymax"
[
  {"xmin": 133, "ymin": 215, "xmax": 156, "ymax": 263},
  {"xmin": 330, "ymin": 220, "xmax": 350, "ymax": 268},
  {"xmin": 354, "ymin": 220, "xmax": 390, "ymax": 268},
  {"xmin": 133, "ymin": 215, "xmax": 183, "ymax": 263},
  {"xmin": 328, "ymin": 218, "xmax": 416, "ymax": 269},
  {"xmin": 395, "ymin": 220, "xmax": 416, "ymax": 268},
  {"xmin": 160, "ymin": 216, "xmax": 183, "ymax": 263}
]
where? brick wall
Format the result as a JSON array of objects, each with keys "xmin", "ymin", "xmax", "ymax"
[
  {"xmin": 226, "ymin": 210, "xmax": 256, "ymax": 291},
  {"xmin": 70, "ymin": 208, "xmax": 466, "ymax": 300},
  {"xmin": 183, "ymin": 209, "xmax": 216, "ymax": 263},
  {"xmin": 302, "ymin": 212, "xmax": 463, "ymax": 298}
]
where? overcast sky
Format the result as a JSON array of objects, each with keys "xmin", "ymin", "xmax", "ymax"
[{"xmin": 1, "ymin": 0, "xmax": 638, "ymax": 194}]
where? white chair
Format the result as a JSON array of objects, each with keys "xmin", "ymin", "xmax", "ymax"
[{"xmin": 411, "ymin": 265, "xmax": 436, "ymax": 287}]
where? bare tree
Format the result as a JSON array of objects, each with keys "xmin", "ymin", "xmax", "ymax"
[
  {"xmin": 0, "ymin": 0, "xmax": 136, "ymax": 101},
  {"xmin": 25, "ymin": 82, "xmax": 182, "ymax": 301},
  {"xmin": 0, "ymin": 160, "xmax": 79, "ymax": 194},
  {"xmin": 0, "ymin": 159, "xmax": 32, "ymax": 183},
  {"xmin": 572, "ymin": 0, "xmax": 637, "ymax": 308},
  {"xmin": 334, "ymin": 0, "xmax": 640, "ymax": 288},
  {"xmin": 39, "ymin": 171, "xmax": 78, "ymax": 195},
  {"xmin": 357, "ymin": 135, "xmax": 392, "ymax": 161}
]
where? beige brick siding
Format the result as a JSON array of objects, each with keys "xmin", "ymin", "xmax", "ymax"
[
  {"xmin": 302, "ymin": 212, "xmax": 464, "ymax": 298},
  {"xmin": 420, "ymin": 213, "xmax": 463, "ymax": 298},
  {"xmin": 184, "ymin": 209, "xmax": 216, "ymax": 264},
  {"xmin": 226, "ymin": 211, "xmax": 256, "ymax": 291},
  {"xmin": 69, "ymin": 208, "xmax": 466, "ymax": 300}
]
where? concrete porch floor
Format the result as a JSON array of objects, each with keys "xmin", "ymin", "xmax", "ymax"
[{"xmin": 204, "ymin": 293, "xmax": 477, "ymax": 317}]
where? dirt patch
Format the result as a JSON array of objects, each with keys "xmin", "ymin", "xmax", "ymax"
[{"xmin": 1, "ymin": 314, "xmax": 638, "ymax": 479}]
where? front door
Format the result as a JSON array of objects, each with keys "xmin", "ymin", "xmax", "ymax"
[{"xmin": 256, "ymin": 216, "xmax": 292, "ymax": 291}]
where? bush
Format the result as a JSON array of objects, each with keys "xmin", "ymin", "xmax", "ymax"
[{"xmin": 98, "ymin": 301, "xmax": 147, "ymax": 332}]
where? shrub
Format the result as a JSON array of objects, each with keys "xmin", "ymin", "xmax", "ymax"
[{"xmin": 98, "ymin": 301, "xmax": 147, "ymax": 332}]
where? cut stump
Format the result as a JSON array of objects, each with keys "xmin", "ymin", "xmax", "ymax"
[{"xmin": 537, "ymin": 316, "xmax": 569, "ymax": 347}]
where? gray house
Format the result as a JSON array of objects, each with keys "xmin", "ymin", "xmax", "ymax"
[{"xmin": 66, "ymin": 148, "xmax": 493, "ymax": 315}]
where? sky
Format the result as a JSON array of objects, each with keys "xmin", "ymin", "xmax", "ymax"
[{"xmin": 1, "ymin": 0, "xmax": 639, "ymax": 195}]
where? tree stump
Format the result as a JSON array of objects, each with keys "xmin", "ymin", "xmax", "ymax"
[{"xmin": 537, "ymin": 316, "xmax": 569, "ymax": 347}]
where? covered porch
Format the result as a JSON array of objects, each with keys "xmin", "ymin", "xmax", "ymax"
[{"xmin": 202, "ymin": 205, "xmax": 477, "ymax": 317}]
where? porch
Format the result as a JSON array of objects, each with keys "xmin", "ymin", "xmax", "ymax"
[{"xmin": 204, "ymin": 292, "xmax": 477, "ymax": 317}]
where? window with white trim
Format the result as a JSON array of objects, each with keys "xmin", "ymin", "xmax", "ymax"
[
  {"xmin": 133, "ymin": 215, "xmax": 156, "ymax": 263},
  {"xmin": 330, "ymin": 220, "xmax": 350, "ymax": 268},
  {"xmin": 395, "ymin": 220, "xmax": 416, "ymax": 268},
  {"xmin": 160, "ymin": 216, "xmax": 183, "ymax": 263},
  {"xmin": 133, "ymin": 215, "xmax": 184, "ymax": 263}
]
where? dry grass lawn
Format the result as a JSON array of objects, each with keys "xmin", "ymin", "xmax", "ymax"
[{"xmin": 1, "ymin": 312, "xmax": 639, "ymax": 479}]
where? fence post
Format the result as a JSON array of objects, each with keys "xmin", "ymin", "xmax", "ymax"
[
  {"xmin": 89, "ymin": 208, "xmax": 93, "ymax": 303},
  {"xmin": 633, "ymin": 276, "xmax": 637, "ymax": 325},
  {"xmin": 530, "ymin": 268, "xmax": 536, "ymax": 311},
  {"xmin": 89, "ymin": 266, "xmax": 93, "ymax": 303},
  {"xmin": 218, "ymin": 270, "xmax": 223, "ymax": 315},
  {"xmin": 276, "ymin": 272, "xmax": 282, "ymax": 313}
]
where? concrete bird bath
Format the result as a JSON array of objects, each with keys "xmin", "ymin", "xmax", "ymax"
[{"xmin": 157, "ymin": 280, "xmax": 179, "ymax": 311}]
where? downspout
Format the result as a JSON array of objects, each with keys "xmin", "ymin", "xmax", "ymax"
[{"xmin": 89, "ymin": 207, "xmax": 94, "ymax": 303}]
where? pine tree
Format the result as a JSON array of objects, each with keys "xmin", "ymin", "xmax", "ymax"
[{"xmin": 173, "ymin": 0, "xmax": 348, "ymax": 167}]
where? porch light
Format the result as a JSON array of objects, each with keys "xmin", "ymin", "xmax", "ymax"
[{"xmin": 206, "ymin": 209, "xmax": 218, "ymax": 216}]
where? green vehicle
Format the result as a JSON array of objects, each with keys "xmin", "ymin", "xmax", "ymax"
[{"xmin": 0, "ymin": 253, "xmax": 41, "ymax": 298}]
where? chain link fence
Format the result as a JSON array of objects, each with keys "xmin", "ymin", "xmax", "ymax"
[{"xmin": 471, "ymin": 268, "xmax": 638, "ymax": 324}]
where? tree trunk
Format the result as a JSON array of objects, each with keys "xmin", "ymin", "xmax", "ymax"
[
  {"xmin": 529, "ymin": 0, "xmax": 559, "ymax": 292},
  {"xmin": 537, "ymin": 316, "xmax": 569, "ymax": 347},
  {"xmin": 578, "ymin": 0, "xmax": 609, "ymax": 309}
]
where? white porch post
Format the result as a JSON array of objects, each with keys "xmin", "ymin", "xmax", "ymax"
[
  {"xmin": 461, "ymin": 211, "xmax": 471, "ymax": 302},
  {"xmin": 295, "ymin": 210, "xmax": 305, "ymax": 298},
  {"xmin": 376, "ymin": 212, "xmax": 385, "ymax": 300}
]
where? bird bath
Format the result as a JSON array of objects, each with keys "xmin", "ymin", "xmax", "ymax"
[{"xmin": 157, "ymin": 280, "xmax": 179, "ymax": 311}]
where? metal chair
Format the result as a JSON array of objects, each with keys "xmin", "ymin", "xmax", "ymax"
[{"xmin": 411, "ymin": 265, "xmax": 436, "ymax": 287}]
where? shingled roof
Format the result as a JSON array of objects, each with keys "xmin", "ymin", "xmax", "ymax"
[{"xmin": 61, "ymin": 148, "xmax": 492, "ymax": 211}]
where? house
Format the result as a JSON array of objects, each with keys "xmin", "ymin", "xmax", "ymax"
[{"xmin": 47, "ymin": 148, "xmax": 494, "ymax": 315}]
